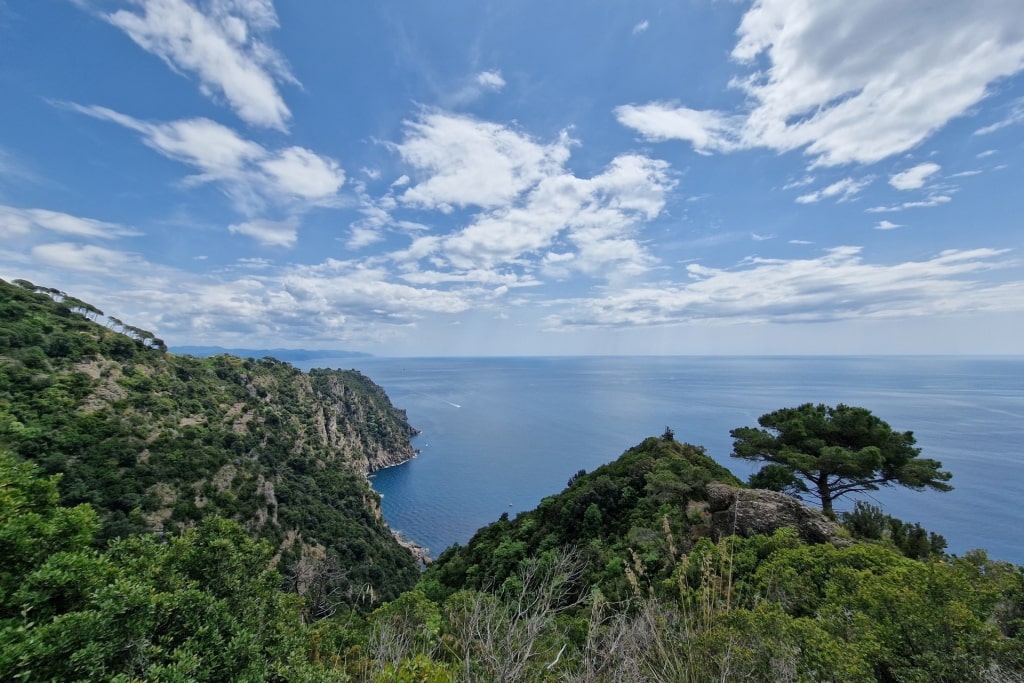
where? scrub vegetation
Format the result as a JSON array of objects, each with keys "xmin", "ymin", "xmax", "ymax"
[{"xmin": 1, "ymin": 278, "xmax": 1021, "ymax": 682}]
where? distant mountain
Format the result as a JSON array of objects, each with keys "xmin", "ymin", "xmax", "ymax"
[
  {"xmin": 0, "ymin": 278, "xmax": 418, "ymax": 607},
  {"xmin": 171, "ymin": 345, "xmax": 372, "ymax": 361}
]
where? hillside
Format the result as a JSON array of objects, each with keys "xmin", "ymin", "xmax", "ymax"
[
  {"xmin": 423, "ymin": 432, "xmax": 743, "ymax": 600},
  {"xmin": 0, "ymin": 278, "xmax": 419, "ymax": 606},
  {"xmin": 415, "ymin": 433, "xmax": 1024, "ymax": 681},
  {"xmin": 2, "ymin": 397, "xmax": 1022, "ymax": 680},
  {"xmin": 2, "ymin": 277, "xmax": 1023, "ymax": 681}
]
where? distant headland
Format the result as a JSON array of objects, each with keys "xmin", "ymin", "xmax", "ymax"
[{"xmin": 171, "ymin": 346, "xmax": 372, "ymax": 361}]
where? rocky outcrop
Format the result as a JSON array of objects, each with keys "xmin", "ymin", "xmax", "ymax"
[
  {"xmin": 305, "ymin": 369, "xmax": 419, "ymax": 474},
  {"xmin": 706, "ymin": 482, "xmax": 845, "ymax": 545}
]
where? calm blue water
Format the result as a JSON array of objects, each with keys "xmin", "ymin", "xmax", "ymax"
[{"xmin": 298, "ymin": 356, "xmax": 1024, "ymax": 565}]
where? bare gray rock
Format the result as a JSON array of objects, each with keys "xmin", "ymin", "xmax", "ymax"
[{"xmin": 706, "ymin": 482, "xmax": 845, "ymax": 545}]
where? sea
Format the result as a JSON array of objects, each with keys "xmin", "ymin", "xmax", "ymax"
[{"xmin": 294, "ymin": 356, "xmax": 1024, "ymax": 566}]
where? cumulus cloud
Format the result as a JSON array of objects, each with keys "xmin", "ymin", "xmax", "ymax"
[
  {"xmin": 104, "ymin": 0, "xmax": 295, "ymax": 130},
  {"xmin": 0, "ymin": 205, "xmax": 140, "ymax": 239},
  {"xmin": 393, "ymin": 111, "xmax": 573, "ymax": 210},
  {"xmin": 373, "ymin": 112, "xmax": 679, "ymax": 287},
  {"xmin": 889, "ymin": 162, "xmax": 941, "ymax": 190},
  {"xmin": 632, "ymin": 20, "xmax": 649, "ymax": 35},
  {"xmin": 71, "ymin": 105, "xmax": 345, "ymax": 217},
  {"xmin": 546, "ymin": 247, "xmax": 1023, "ymax": 329},
  {"xmin": 616, "ymin": 0, "xmax": 1024, "ymax": 167},
  {"xmin": 874, "ymin": 220, "xmax": 902, "ymax": 230},
  {"xmin": 795, "ymin": 177, "xmax": 872, "ymax": 204},
  {"xmin": 258, "ymin": 147, "xmax": 346, "ymax": 200}
]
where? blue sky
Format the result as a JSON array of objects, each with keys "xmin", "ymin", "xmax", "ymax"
[{"xmin": 1, "ymin": 1, "xmax": 1022, "ymax": 355}]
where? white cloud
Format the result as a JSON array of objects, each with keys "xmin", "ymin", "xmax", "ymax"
[
  {"xmin": 237, "ymin": 257, "xmax": 272, "ymax": 269},
  {"xmin": 377, "ymin": 113, "xmax": 677, "ymax": 286},
  {"xmin": 104, "ymin": 0, "xmax": 294, "ymax": 130},
  {"xmin": 789, "ymin": 239, "xmax": 813, "ymax": 245},
  {"xmin": 616, "ymin": 1, "xmax": 1024, "ymax": 167},
  {"xmin": 795, "ymin": 177, "xmax": 872, "ymax": 204},
  {"xmin": 889, "ymin": 162, "xmax": 941, "ymax": 190},
  {"xmin": 0, "ymin": 205, "xmax": 140, "ymax": 239},
  {"xmin": 949, "ymin": 170, "xmax": 982, "ymax": 178},
  {"xmin": 476, "ymin": 70, "xmax": 506, "ymax": 91},
  {"xmin": 393, "ymin": 111, "xmax": 573, "ymax": 210},
  {"xmin": 546, "ymin": 247, "xmax": 1022, "ymax": 328},
  {"xmin": 431, "ymin": 152, "xmax": 675, "ymax": 276},
  {"xmin": 258, "ymin": 147, "xmax": 345, "ymax": 200},
  {"xmin": 446, "ymin": 70, "xmax": 509, "ymax": 106},
  {"xmin": 71, "ymin": 105, "xmax": 344, "ymax": 217},
  {"xmin": 347, "ymin": 225, "xmax": 386, "ymax": 250},
  {"xmin": 614, "ymin": 103, "xmax": 743, "ymax": 154},
  {"xmin": 875, "ymin": 220, "xmax": 902, "ymax": 230},
  {"xmin": 974, "ymin": 97, "xmax": 1024, "ymax": 135},
  {"xmin": 228, "ymin": 217, "xmax": 299, "ymax": 247},
  {"xmin": 783, "ymin": 175, "xmax": 815, "ymax": 189},
  {"xmin": 11, "ymin": 246, "xmax": 478, "ymax": 347},
  {"xmin": 977, "ymin": 149, "xmax": 997, "ymax": 158},
  {"xmin": 632, "ymin": 20, "xmax": 649, "ymax": 35},
  {"xmin": 31, "ymin": 242, "xmax": 146, "ymax": 274},
  {"xmin": 867, "ymin": 195, "xmax": 953, "ymax": 213}
]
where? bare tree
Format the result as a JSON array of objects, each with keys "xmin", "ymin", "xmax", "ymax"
[{"xmin": 446, "ymin": 548, "xmax": 586, "ymax": 682}]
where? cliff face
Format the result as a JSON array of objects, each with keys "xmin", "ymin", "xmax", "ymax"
[
  {"xmin": 306, "ymin": 367, "xmax": 419, "ymax": 473},
  {"xmin": 0, "ymin": 278, "xmax": 420, "ymax": 605}
]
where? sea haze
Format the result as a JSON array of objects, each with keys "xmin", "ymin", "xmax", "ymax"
[{"xmin": 296, "ymin": 356, "xmax": 1024, "ymax": 565}]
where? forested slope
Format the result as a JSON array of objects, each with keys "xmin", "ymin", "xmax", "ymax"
[
  {"xmin": 423, "ymin": 433, "xmax": 743, "ymax": 601},
  {"xmin": 2, "ymin": 277, "xmax": 1022, "ymax": 682},
  {"xmin": 0, "ymin": 277, "xmax": 419, "ymax": 606}
]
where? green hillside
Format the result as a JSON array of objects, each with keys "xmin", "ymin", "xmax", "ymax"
[
  {"xmin": 1, "ymin": 277, "xmax": 1022, "ymax": 682},
  {"xmin": 423, "ymin": 433, "xmax": 742, "ymax": 601},
  {"xmin": 0, "ymin": 278, "xmax": 419, "ymax": 607}
]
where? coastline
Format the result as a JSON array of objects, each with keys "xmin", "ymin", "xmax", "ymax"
[{"xmin": 392, "ymin": 529, "xmax": 432, "ymax": 567}]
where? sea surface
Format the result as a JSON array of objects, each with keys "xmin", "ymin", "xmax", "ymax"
[{"xmin": 296, "ymin": 356, "xmax": 1024, "ymax": 565}]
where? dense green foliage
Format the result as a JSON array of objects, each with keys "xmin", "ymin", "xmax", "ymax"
[
  {"xmin": 0, "ymin": 278, "xmax": 418, "ymax": 606},
  {"xmin": 2, "ymin": 277, "xmax": 1022, "ymax": 681},
  {"xmin": 416, "ymin": 433, "xmax": 1022, "ymax": 681},
  {"xmin": 841, "ymin": 500, "xmax": 948, "ymax": 559},
  {"xmin": 1, "ymin": 452, "xmax": 312, "ymax": 681},
  {"xmin": 732, "ymin": 403, "xmax": 953, "ymax": 515},
  {"xmin": 4, "ymin": 439, "xmax": 1023, "ymax": 681},
  {"xmin": 422, "ymin": 434, "xmax": 740, "ymax": 603}
]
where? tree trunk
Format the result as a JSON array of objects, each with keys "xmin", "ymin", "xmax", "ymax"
[{"xmin": 817, "ymin": 477, "xmax": 835, "ymax": 519}]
